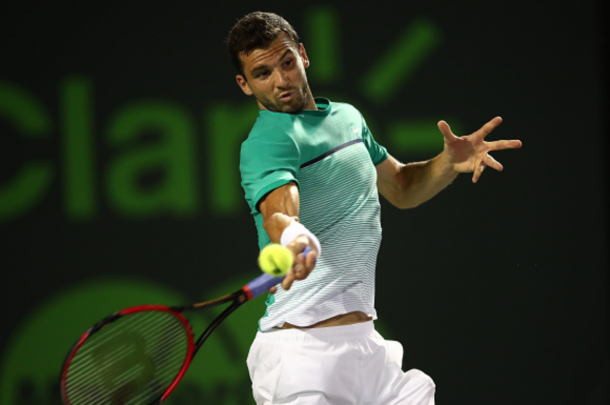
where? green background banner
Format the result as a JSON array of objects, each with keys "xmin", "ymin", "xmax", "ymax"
[{"xmin": 1, "ymin": 1, "xmax": 607, "ymax": 404}]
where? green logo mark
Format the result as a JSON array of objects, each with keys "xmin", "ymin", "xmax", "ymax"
[
  {"xmin": 305, "ymin": 6, "xmax": 457, "ymax": 155},
  {"xmin": 0, "ymin": 7, "xmax": 454, "ymax": 222},
  {"xmin": 0, "ymin": 81, "xmax": 54, "ymax": 222},
  {"xmin": 0, "ymin": 276, "xmax": 268, "ymax": 404}
]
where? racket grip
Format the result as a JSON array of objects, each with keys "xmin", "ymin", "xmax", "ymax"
[
  {"xmin": 245, "ymin": 273, "xmax": 285, "ymax": 299},
  {"xmin": 245, "ymin": 247, "xmax": 313, "ymax": 299}
]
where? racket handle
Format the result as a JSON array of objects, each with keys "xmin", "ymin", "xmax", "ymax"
[{"xmin": 245, "ymin": 247, "xmax": 313, "ymax": 299}]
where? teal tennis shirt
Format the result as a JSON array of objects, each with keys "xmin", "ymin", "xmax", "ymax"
[{"xmin": 240, "ymin": 98, "xmax": 388, "ymax": 331}]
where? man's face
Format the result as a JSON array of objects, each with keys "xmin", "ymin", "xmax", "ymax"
[{"xmin": 236, "ymin": 35, "xmax": 315, "ymax": 113}]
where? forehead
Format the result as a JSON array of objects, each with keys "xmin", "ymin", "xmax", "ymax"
[{"xmin": 240, "ymin": 36, "xmax": 298, "ymax": 72}]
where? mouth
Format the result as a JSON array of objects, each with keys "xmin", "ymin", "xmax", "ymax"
[{"xmin": 279, "ymin": 92, "xmax": 293, "ymax": 102}]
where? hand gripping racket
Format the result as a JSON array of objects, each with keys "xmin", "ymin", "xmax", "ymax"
[{"xmin": 59, "ymin": 247, "xmax": 311, "ymax": 405}]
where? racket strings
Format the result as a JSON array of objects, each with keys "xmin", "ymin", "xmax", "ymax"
[
  {"xmin": 66, "ymin": 314, "xmax": 186, "ymax": 404},
  {"xmin": 67, "ymin": 314, "xmax": 181, "ymax": 384},
  {"xmin": 67, "ymin": 313, "xmax": 179, "ymax": 388},
  {"xmin": 64, "ymin": 310, "xmax": 190, "ymax": 405}
]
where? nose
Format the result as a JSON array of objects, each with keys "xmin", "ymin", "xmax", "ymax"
[{"xmin": 274, "ymin": 69, "xmax": 288, "ymax": 88}]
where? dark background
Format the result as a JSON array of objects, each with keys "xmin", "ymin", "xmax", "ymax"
[{"xmin": 0, "ymin": 1, "xmax": 607, "ymax": 404}]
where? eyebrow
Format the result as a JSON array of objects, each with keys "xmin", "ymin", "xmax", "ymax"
[{"xmin": 250, "ymin": 48, "xmax": 294, "ymax": 76}]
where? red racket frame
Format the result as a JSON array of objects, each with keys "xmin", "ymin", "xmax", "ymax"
[{"xmin": 59, "ymin": 305, "xmax": 196, "ymax": 405}]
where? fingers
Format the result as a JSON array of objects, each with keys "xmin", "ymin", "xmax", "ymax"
[
  {"xmin": 472, "ymin": 153, "xmax": 508, "ymax": 183},
  {"xmin": 484, "ymin": 154, "xmax": 503, "ymax": 172},
  {"xmin": 305, "ymin": 249, "xmax": 318, "ymax": 268},
  {"xmin": 442, "ymin": 116, "xmax": 508, "ymax": 142},
  {"xmin": 453, "ymin": 116, "xmax": 520, "ymax": 183},
  {"xmin": 292, "ymin": 249, "xmax": 316, "ymax": 280},
  {"xmin": 281, "ymin": 252, "xmax": 316, "ymax": 291},
  {"xmin": 477, "ymin": 116, "xmax": 503, "ymax": 139},
  {"xmin": 472, "ymin": 162, "xmax": 486, "ymax": 183},
  {"xmin": 281, "ymin": 270, "xmax": 296, "ymax": 291},
  {"xmin": 281, "ymin": 235, "xmax": 318, "ymax": 291},
  {"xmin": 487, "ymin": 139, "xmax": 523, "ymax": 151}
]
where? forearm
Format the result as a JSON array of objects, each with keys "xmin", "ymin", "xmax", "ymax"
[
  {"xmin": 260, "ymin": 183, "xmax": 321, "ymax": 256},
  {"xmin": 260, "ymin": 183, "xmax": 300, "ymax": 243},
  {"xmin": 264, "ymin": 212, "xmax": 298, "ymax": 243},
  {"xmin": 257, "ymin": 182, "xmax": 319, "ymax": 291},
  {"xmin": 395, "ymin": 152, "xmax": 458, "ymax": 208}
]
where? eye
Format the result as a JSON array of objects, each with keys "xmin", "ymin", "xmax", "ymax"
[{"xmin": 284, "ymin": 59, "xmax": 293, "ymax": 67}]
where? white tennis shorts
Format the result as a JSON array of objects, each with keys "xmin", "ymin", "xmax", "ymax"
[{"xmin": 246, "ymin": 321, "xmax": 435, "ymax": 405}]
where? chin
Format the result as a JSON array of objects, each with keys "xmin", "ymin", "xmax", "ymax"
[
  {"xmin": 281, "ymin": 98, "xmax": 307, "ymax": 113},
  {"xmin": 281, "ymin": 105, "xmax": 302, "ymax": 114},
  {"xmin": 258, "ymin": 95, "xmax": 305, "ymax": 114}
]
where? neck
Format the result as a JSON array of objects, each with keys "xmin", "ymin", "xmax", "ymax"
[{"xmin": 303, "ymin": 89, "xmax": 318, "ymax": 110}]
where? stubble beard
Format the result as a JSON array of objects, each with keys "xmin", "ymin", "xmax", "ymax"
[{"xmin": 258, "ymin": 79, "xmax": 310, "ymax": 114}]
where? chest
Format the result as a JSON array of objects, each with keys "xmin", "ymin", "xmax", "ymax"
[{"xmin": 297, "ymin": 142, "xmax": 377, "ymax": 216}]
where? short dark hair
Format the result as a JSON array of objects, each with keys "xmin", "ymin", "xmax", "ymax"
[{"xmin": 226, "ymin": 11, "xmax": 300, "ymax": 77}]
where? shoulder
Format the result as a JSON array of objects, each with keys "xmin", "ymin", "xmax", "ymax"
[
  {"xmin": 250, "ymin": 112, "xmax": 292, "ymax": 137},
  {"xmin": 329, "ymin": 101, "xmax": 362, "ymax": 115},
  {"xmin": 240, "ymin": 113, "xmax": 302, "ymax": 168},
  {"xmin": 242, "ymin": 113, "xmax": 296, "ymax": 151}
]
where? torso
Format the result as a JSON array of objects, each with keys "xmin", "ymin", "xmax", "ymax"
[{"xmin": 240, "ymin": 99, "xmax": 388, "ymax": 332}]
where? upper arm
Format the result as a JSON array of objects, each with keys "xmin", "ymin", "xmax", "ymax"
[
  {"xmin": 359, "ymin": 111, "xmax": 402, "ymax": 205},
  {"xmin": 240, "ymin": 126, "xmax": 300, "ymax": 214},
  {"xmin": 259, "ymin": 182, "xmax": 300, "ymax": 243},
  {"xmin": 376, "ymin": 155, "xmax": 406, "ymax": 208}
]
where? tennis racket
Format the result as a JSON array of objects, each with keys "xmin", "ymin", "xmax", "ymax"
[{"xmin": 59, "ymin": 247, "xmax": 311, "ymax": 405}]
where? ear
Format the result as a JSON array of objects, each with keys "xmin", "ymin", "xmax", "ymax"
[
  {"xmin": 299, "ymin": 43, "xmax": 310, "ymax": 68},
  {"xmin": 236, "ymin": 75, "xmax": 253, "ymax": 96}
]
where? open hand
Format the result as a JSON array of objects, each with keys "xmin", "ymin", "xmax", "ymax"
[{"xmin": 438, "ymin": 117, "xmax": 522, "ymax": 183}]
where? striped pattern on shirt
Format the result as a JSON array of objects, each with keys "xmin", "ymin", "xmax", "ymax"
[{"xmin": 239, "ymin": 99, "xmax": 388, "ymax": 331}]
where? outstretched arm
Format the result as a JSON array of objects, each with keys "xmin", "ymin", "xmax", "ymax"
[
  {"xmin": 377, "ymin": 117, "xmax": 522, "ymax": 208},
  {"xmin": 258, "ymin": 182, "xmax": 318, "ymax": 291}
]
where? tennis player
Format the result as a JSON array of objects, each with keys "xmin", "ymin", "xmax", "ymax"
[{"xmin": 228, "ymin": 12, "xmax": 521, "ymax": 405}]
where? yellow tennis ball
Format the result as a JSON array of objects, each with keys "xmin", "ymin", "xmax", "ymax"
[{"xmin": 258, "ymin": 244, "xmax": 293, "ymax": 277}]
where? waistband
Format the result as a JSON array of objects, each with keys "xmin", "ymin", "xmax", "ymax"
[{"xmin": 254, "ymin": 320, "xmax": 376, "ymax": 344}]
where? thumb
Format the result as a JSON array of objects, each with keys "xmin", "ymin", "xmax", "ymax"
[{"xmin": 438, "ymin": 120, "xmax": 457, "ymax": 142}]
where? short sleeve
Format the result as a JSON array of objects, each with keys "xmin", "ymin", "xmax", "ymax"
[
  {"xmin": 361, "ymin": 115, "xmax": 388, "ymax": 165},
  {"xmin": 240, "ymin": 129, "xmax": 301, "ymax": 212}
]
